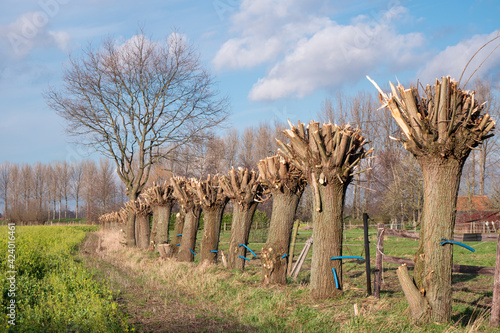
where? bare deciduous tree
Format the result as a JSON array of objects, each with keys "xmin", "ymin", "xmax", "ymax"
[
  {"xmin": 0, "ymin": 162, "xmax": 11, "ymax": 220},
  {"xmin": 45, "ymin": 31, "xmax": 229, "ymax": 247},
  {"xmin": 71, "ymin": 161, "xmax": 84, "ymax": 219}
]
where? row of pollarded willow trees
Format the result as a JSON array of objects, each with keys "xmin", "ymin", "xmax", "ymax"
[
  {"xmin": 101, "ymin": 76, "xmax": 495, "ymax": 324},
  {"xmin": 101, "ymin": 121, "xmax": 372, "ymax": 297}
]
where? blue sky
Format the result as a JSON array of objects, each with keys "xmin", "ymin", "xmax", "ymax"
[{"xmin": 0, "ymin": 0, "xmax": 499, "ymax": 164}]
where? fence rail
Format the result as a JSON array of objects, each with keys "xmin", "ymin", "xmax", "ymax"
[{"xmin": 373, "ymin": 223, "xmax": 500, "ymax": 326}]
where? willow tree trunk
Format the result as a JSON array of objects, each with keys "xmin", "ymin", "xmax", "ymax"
[
  {"xmin": 310, "ymin": 181, "xmax": 347, "ymax": 299},
  {"xmin": 177, "ymin": 207, "xmax": 202, "ymax": 262},
  {"xmin": 136, "ymin": 213, "xmax": 151, "ymax": 250},
  {"xmin": 411, "ymin": 157, "xmax": 464, "ymax": 322},
  {"xmin": 126, "ymin": 193, "xmax": 138, "ymax": 247},
  {"xmin": 228, "ymin": 202, "xmax": 258, "ymax": 270},
  {"xmin": 200, "ymin": 204, "xmax": 227, "ymax": 265},
  {"xmin": 126, "ymin": 212, "xmax": 136, "ymax": 247},
  {"xmin": 172, "ymin": 211, "xmax": 185, "ymax": 258},
  {"xmin": 153, "ymin": 203, "xmax": 173, "ymax": 245},
  {"xmin": 261, "ymin": 191, "xmax": 301, "ymax": 284}
]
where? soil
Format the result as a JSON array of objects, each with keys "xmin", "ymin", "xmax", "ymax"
[{"xmin": 80, "ymin": 232, "xmax": 253, "ymax": 333}]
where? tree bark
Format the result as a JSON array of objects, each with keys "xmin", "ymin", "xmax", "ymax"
[
  {"xmin": 261, "ymin": 191, "xmax": 301, "ymax": 284},
  {"xmin": 200, "ymin": 202, "xmax": 227, "ymax": 265},
  {"xmin": 413, "ymin": 157, "xmax": 464, "ymax": 322},
  {"xmin": 171, "ymin": 211, "xmax": 185, "ymax": 258},
  {"xmin": 177, "ymin": 206, "xmax": 202, "ymax": 262},
  {"xmin": 75, "ymin": 195, "xmax": 79, "ymax": 220},
  {"xmin": 227, "ymin": 202, "xmax": 258, "ymax": 270},
  {"xmin": 310, "ymin": 181, "xmax": 348, "ymax": 299},
  {"xmin": 153, "ymin": 203, "xmax": 173, "ymax": 245},
  {"xmin": 136, "ymin": 213, "xmax": 151, "ymax": 249},
  {"xmin": 126, "ymin": 193, "xmax": 138, "ymax": 247}
]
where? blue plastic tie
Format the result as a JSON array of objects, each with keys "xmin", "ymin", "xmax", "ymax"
[
  {"xmin": 281, "ymin": 254, "xmax": 288, "ymax": 259},
  {"xmin": 189, "ymin": 249, "xmax": 196, "ymax": 255},
  {"xmin": 210, "ymin": 250, "xmax": 218, "ymax": 253},
  {"xmin": 176, "ymin": 243, "xmax": 180, "ymax": 246},
  {"xmin": 330, "ymin": 256, "xmax": 364, "ymax": 260},
  {"xmin": 332, "ymin": 268, "xmax": 340, "ymax": 289},
  {"xmin": 238, "ymin": 255, "xmax": 250, "ymax": 261},
  {"xmin": 440, "ymin": 239, "xmax": 475, "ymax": 252},
  {"xmin": 176, "ymin": 234, "xmax": 182, "ymax": 237},
  {"xmin": 238, "ymin": 244, "xmax": 257, "ymax": 258}
]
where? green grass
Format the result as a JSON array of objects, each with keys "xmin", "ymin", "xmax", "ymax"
[
  {"xmin": 133, "ymin": 226, "xmax": 497, "ymax": 331},
  {"xmin": 0, "ymin": 225, "xmax": 129, "ymax": 332},
  {"xmin": 47, "ymin": 218, "xmax": 89, "ymax": 224}
]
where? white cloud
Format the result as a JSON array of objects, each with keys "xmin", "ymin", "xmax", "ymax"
[
  {"xmin": 417, "ymin": 31, "xmax": 500, "ymax": 86},
  {"xmin": 249, "ymin": 22, "xmax": 425, "ymax": 101},
  {"xmin": 214, "ymin": 0, "xmax": 426, "ymax": 101},
  {"xmin": 213, "ymin": 0, "xmax": 330, "ymax": 70},
  {"xmin": 0, "ymin": 11, "xmax": 71, "ymax": 59}
]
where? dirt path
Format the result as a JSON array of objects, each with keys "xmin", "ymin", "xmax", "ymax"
[{"xmin": 79, "ymin": 232, "xmax": 252, "ymax": 333}]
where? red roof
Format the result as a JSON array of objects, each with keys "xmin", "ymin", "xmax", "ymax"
[{"xmin": 456, "ymin": 195, "xmax": 494, "ymax": 212}]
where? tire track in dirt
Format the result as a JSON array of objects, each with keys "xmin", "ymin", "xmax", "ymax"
[{"xmin": 80, "ymin": 232, "xmax": 253, "ymax": 333}]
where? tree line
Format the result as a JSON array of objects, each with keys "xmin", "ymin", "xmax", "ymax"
[
  {"xmin": 0, "ymin": 159, "xmax": 125, "ymax": 224},
  {"xmin": 3, "ymin": 79, "xmax": 497, "ymax": 226},
  {"xmin": 99, "ymin": 75, "xmax": 496, "ymax": 324},
  {"xmin": 146, "ymin": 79, "xmax": 499, "ymax": 226}
]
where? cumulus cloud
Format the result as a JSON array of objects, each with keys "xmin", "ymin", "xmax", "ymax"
[
  {"xmin": 213, "ymin": 0, "xmax": 330, "ymax": 69},
  {"xmin": 417, "ymin": 31, "xmax": 500, "ymax": 86},
  {"xmin": 0, "ymin": 11, "xmax": 71, "ymax": 59},
  {"xmin": 249, "ymin": 22, "xmax": 424, "ymax": 101},
  {"xmin": 214, "ymin": 0, "xmax": 426, "ymax": 101}
]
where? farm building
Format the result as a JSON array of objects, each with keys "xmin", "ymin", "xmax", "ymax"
[{"xmin": 455, "ymin": 195, "xmax": 500, "ymax": 233}]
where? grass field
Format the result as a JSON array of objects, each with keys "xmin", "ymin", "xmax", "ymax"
[
  {"xmin": 1, "ymin": 223, "xmax": 496, "ymax": 332},
  {"xmin": 0, "ymin": 225, "xmax": 129, "ymax": 332},
  {"xmin": 82, "ymin": 226, "xmax": 498, "ymax": 332}
]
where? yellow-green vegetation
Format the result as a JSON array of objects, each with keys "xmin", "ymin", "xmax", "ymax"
[{"xmin": 0, "ymin": 225, "xmax": 129, "ymax": 332}]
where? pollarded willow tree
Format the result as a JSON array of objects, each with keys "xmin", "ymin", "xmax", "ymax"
[
  {"xmin": 220, "ymin": 168, "xmax": 265, "ymax": 270},
  {"xmin": 190, "ymin": 175, "xmax": 229, "ymax": 265},
  {"xmin": 141, "ymin": 182, "xmax": 175, "ymax": 247},
  {"xmin": 125, "ymin": 199, "xmax": 152, "ymax": 250},
  {"xmin": 368, "ymin": 76, "xmax": 495, "ymax": 323},
  {"xmin": 170, "ymin": 176, "xmax": 202, "ymax": 262},
  {"xmin": 45, "ymin": 31, "xmax": 229, "ymax": 247},
  {"xmin": 171, "ymin": 210, "xmax": 185, "ymax": 258},
  {"xmin": 257, "ymin": 155, "xmax": 306, "ymax": 284},
  {"xmin": 277, "ymin": 121, "xmax": 372, "ymax": 298}
]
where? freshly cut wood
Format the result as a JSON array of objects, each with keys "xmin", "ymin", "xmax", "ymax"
[
  {"xmin": 98, "ymin": 210, "xmax": 126, "ymax": 229},
  {"xmin": 171, "ymin": 176, "xmax": 202, "ymax": 262},
  {"xmin": 220, "ymin": 168, "xmax": 265, "ymax": 270},
  {"xmin": 125, "ymin": 199, "xmax": 152, "ymax": 250},
  {"xmin": 374, "ymin": 223, "xmax": 384, "ymax": 298},
  {"xmin": 287, "ymin": 220, "xmax": 300, "ymax": 277},
  {"xmin": 157, "ymin": 244, "xmax": 173, "ymax": 259},
  {"xmin": 290, "ymin": 236, "xmax": 313, "ymax": 279},
  {"xmin": 369, "ymin": 75, "xmax": 496, "ymax": 323},
  {"xmin": 278, "ymin": 120, "xmax": 372, "ymax": 298},
  {"xmin": 396, "ymin": 264, "xmax": 430, "ymax": 322},
  {"xmin": 258, "ymin": 155, "xmax": 306, "ymax": 284}
]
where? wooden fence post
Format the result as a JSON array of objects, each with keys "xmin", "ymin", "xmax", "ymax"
[
  {"xmin": 363, "ymin": 213, "xmax": 372, "ymax": 296},
  {"xmin": 287, "ymin": 220, "xmax": 300, "ymax": 276},
  {"xmin": 491, "ymin": 234, "xmax": 500, "ymax": 327},
  {"xmin": 374, "ymin": 223, "xmax": 384, "ymax": 298}
]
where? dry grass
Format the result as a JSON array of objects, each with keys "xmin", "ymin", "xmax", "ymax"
[{"xmin": 80, "ymin": 229, "xmax": 499, "ymax": 333}]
